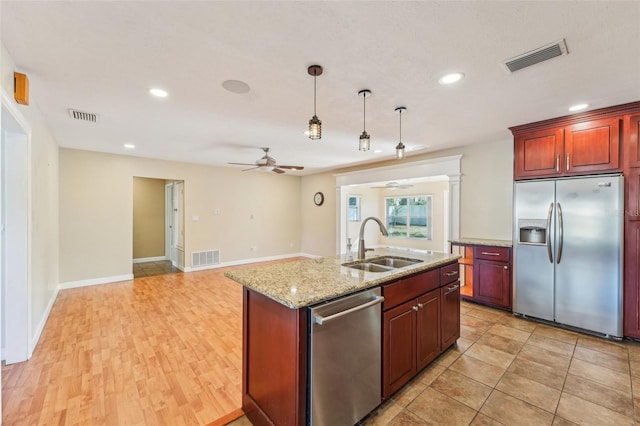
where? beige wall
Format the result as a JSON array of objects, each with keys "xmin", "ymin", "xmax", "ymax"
[
  {"xmin": 133, "ymin": 177, "xmax": 166, "ymax": 259},
  {"xmin": 59, "ymin": 149, "xmax": 302, "ymax": 283},
  {"xmin": 1, "ymin": 43, "xmax": 60, "ymax": 346},
  {"xmin": 300, "ymin": 172, "xmax": 337, "ymax": 256}
]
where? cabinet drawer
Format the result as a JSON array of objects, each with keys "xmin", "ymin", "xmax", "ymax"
[
  {"xmin": 383, "ymin": 269, "xmax": 439, "ymax": 310},
  {"xmin": 474, "ymin": 246, "xmax": 510, "ymax": 262},
  {"xmin": 440, "ymin": 262, "xmax": 460, "ymax": 285}
]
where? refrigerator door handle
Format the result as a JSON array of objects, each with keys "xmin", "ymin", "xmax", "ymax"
[
  {"xmin": 546, "ymin": 202, "xmax": 553, "ymax": 263},
  {"xmin": 557, "ymin": 202, "xmax": 564, "ymax": 264}
]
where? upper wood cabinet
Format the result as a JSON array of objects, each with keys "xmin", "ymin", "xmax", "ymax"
[
  {"xmin": 514, "ymin": 118, "xmax": 620, "ymax": 180},
  {"xmin": 625, "ymin": 113, "xmax": 640, "ymax": 169}
]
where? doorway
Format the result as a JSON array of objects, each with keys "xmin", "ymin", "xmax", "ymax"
[
  {"xmin": 1, "ymin": 94, "xmax": 31, "ymax": 366},
  {"xmin": 335, "ymin": 156, "xmax": 462, "ymax": 255},
  {"xmin": 132, "ymin": 177, "xmax": 184, "ymax": 278}
]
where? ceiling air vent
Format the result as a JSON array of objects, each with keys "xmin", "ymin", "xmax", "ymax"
[
  {"xmin": 68, "ymin": 109, "xmax": 98, "ymax": 123},
  {"xmin": 503, "ymin": 39, "xmax": 568, "ymax": 73}
]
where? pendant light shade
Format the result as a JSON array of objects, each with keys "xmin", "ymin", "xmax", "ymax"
[
  {"xmin": 395, "ymin": 107, "xmax": 406, "ymax": 160},
  {"xmin": 358, "ymin": 89, "xmax": 371, "ymax": 151},
  {"xmin": 308, "ymin": 65, "xmax": 323, "ymax": 140}
]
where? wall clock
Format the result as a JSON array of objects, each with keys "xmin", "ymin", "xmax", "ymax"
[{"xmin": 314, "ymin": 191, "xmax": 324, "ymax": 206}]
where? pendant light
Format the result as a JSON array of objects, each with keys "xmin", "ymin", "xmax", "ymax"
[
  {"xmin": 358, "ymin": 89, "xmax": 371, "ymax": 151},
  {"xmin": 395, "ymin": 107, "xmax": 406, "ymax": 160},
  {"xmin": 307, "ymin": 65, "xmax": 323, "ymax": 140}
]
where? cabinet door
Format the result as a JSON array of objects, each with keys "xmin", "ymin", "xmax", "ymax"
[
  {"xmin": 441, "ymin": 281, "xmax": 461, "ymax": 349},
  {"xmin": 626, "ymin": 168, "xmax": 640, "ymax": 220},
  {"xmin": 474, "ymin": 259, "xmax": 511, "ymax": 309},
  {"xmin": 624, "ymin": 221, "xmax": 640, "ymax": 338},
  {"xmin": 514, "ymin": 127, "xmax": 564, "ymax": 180},
  {"xmin": 565, "ymin": 118, "xmax": 620, "ymax": 175},
  {"xmin": 626, "ymin": 113, "xmax": 640, "ymax": 168},
  {"xmin": 383, "ymin": 299, "xmax": 416, "ymax": 398},
  {"xmin": 416, "ymin": 289, "xmax": 441, "ymax": 371}
]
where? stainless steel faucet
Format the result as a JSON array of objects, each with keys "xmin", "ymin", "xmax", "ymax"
[{"xmin": 358, "ymin": 217, "xmax": 389, "ymax": 259}]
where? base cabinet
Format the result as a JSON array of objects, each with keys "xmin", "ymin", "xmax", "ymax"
[
  {"xmin": 382, "ymin": 261, "xmax": 460, "ymax": 398},
  {"xmin": 451, "ymin": 243, "xmax": 512, "ymax": 311}
]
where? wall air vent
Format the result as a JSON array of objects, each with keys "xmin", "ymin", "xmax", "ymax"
[
  {"xmin": 503, "ymin": 39, "xmax": 568, "ymax": 73},
  {"xmin": 191, "ymin": 250, "xmax": 220, "ymax": 268},
  {"xmin": 68, "ymin": 109, "xmax": 98, "ymax": 123}
]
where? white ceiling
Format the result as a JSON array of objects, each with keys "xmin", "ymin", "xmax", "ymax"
[{"xmin": 2, "ymin": 1, "xmax": 639, "ymax": 175}]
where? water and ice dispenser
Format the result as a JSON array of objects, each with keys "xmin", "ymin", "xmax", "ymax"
[{"xmin": 518, "ymin": 219, "xmax": 546, "ymax": 245}]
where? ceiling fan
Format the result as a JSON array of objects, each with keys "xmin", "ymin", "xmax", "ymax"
[
  {"xmin": 228, "ymin": 147, "xmax": 304, "ymax": 174},
  {"xmin": 371, "ymin": 181, "xmax": 414, "ymax": 190}
]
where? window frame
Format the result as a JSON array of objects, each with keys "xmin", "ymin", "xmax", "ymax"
[
  {"xmin": 348, "ymin": 195, "xmax": 362, "ymax": 222},
  {"xmin": 384, "ymin": 195, "xmax": 432, "ymax": 240}
]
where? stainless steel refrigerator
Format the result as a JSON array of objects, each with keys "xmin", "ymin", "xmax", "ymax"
[{"xmin": 513, "ymin": 174, "xmax": 623, "ymax": 337}]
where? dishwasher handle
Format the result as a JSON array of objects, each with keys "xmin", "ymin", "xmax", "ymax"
[{"xmin": 313, "ymin": 295, "xmax": 384, "ymax": 325}]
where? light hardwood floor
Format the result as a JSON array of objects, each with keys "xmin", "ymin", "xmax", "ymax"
[{"xmin": 2, "ymin": 260, "xmax": 300, "ymax": 425}]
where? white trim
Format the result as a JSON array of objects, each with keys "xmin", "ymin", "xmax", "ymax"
[
  {"xmin": 334, "ymin": 155, "xmax": 463, "ymax": 186},
  {"xmin": 59, "ymin": 274, "xmax": 134, "ymax": 290},
  {"xmin": 182, "ymin": 252, "xmax": 314, "ymax": 272},
  {"xmin": 133, "ymin": 256, "xmax": 168, "ymax": 263},
  {"xmin": 30, "ymin": 286, "xmax": 59, "ymax": 354}
]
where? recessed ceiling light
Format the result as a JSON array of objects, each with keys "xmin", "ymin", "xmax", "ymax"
[
  {"xmin": 411, "ymin": 145, "xmax": 428, "ymax": 151},
  {"xmin": 149, "ymin": 88, "xmax": 168, "ymax": 98},
  {"xmin": 124, "ymin": 144, "xmax": 135, "ymax": 149},
  {"xmin": 569, "ymin": 103, "xmax": 589, "ymax": 112},
  {"xmin": 438, "ymin": 72, "xmax": 464, "ymax": 85},
  {"xmin": 374, "ymin": 149, "xmax": 383, "ymax": 153},
  {"xmin": 222, "ymin": 80, "xmax": 251, "ymax": 94}
]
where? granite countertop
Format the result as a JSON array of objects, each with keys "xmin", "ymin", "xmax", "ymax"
[
  {"xmin": 449, "ymin": 238, "xmax": 513, "ymax": 248},
  {"xmin": 224, "ymin": 247, "xmax": 461, "ymax": 309}
]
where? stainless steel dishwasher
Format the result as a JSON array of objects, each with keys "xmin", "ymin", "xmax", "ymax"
[{"xmin": 309, "ymin": 287, "xmax": 384, "ymax": 425}]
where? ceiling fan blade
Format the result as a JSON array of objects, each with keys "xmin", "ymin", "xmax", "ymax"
[
  {"xmin": 272, "ymin": 168, "xmax": 285, "ymax": 174},
  {"xmin": 228, "ymin": 162, "xmax": 257, "ymax": 166},
  {"xmin": 242, "ymin": 166, "xmax": 261, "ymax": 172},
  {"xmin": 276, "ymin": 165, "xmax": 304, "ymax": 170}
]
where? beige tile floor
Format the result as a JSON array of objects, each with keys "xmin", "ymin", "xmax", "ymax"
[{"xmin": 229, "ymin": 300, "xmax": 640, "ymax": 425}]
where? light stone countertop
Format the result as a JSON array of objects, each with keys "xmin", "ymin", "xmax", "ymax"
[
  {"xmin": 224, "ymin": 247, "xmax": 461, "ymax": 309},
  {"xmin": 449, "ymin": 238, "xmax": 513, "ymax": 248}
]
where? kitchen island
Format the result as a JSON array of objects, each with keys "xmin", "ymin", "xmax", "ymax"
[{"xmin": 225, "ymin": 248, "xmax": 460, "ymax": 426}]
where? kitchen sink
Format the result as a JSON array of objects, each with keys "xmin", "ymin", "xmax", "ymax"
[
  {"xmin": 345, "ymin": 262, "xmax": 395, "ymax": 273},
  {"xmin": 368, "ymin": 256, "xmax": 422, "ymax": 268},
  {"xmin": 342, "ymin": 256, "xmax": 423, "ymax": 273}
]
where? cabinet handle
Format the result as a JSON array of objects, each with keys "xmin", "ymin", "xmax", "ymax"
[
  {"xmin": 417, "ymin": 303, "xmax": 424, "ymax": 309},
  {"xmin": 480, "ymin": 252, "xmax": 500, "ymax": 256},
  {"xmin": 444, "ymin": 271, "xmax": 459, "ymax": 276},
  {"xmin": 445, "ymin": 284, "xmax": 460, "ymax": 295},
  {"xmin": 504, "ymin": 265, "xmax": 508, "ymax": 270},
  {"xmin": 412, "ymin": 305, "xmax": 419, "ymax": 312},
  {"xmin": 566, "ymin": 154, "xmax": 570, "ymax": 171},
  {"xmin": 556, "ymin": 155, "xmax": 560, "ymax": 172}
]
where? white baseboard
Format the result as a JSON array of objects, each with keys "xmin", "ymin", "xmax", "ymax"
[
  {"xmin": 59, "ymin": 274, "xmax": 134, "ymax": 290},
  {"xmin": 183, "ymin": 252, "xmax": 313, "ymax": 272},
  {"xmin": 30, "ymin": 285, "xmax": 59, "ymax": 359},
  {"xmin": 133, "ymin": 256, "xmax": 167, "ymax": 263}
]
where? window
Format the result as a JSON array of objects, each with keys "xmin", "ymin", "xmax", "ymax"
[
  {"xmin": 385, "ymin": 196, "xmax": 431, "ymax": 239},
  {"xmin": 348, "ymin": 196, "xmax": 361, "ymax": 222}
]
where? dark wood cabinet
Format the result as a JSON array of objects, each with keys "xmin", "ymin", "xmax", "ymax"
[
  {"xmin": 474, "ymin": 247, "xmax": 512, "ymax": 309},
  {"xmin": 513, "ymin": 118, "xmax": 620, "ymax": 180},
  {"xmin": 624, "ymin": 221, "xmax": 640, "ymax": 337},
  {"xmin": 382, "ymin": 261, "xmax": 459, "ymax": 398},
  {"xmin": 441, "ymin": 282, "xmax": 460, "ymax": 349},
  {"xmin": 625, "ymin": 113, "xmax": 640, "ymax": 168},
  {"xmin": 450, "ymin": 242, "xmax": 512, "ymax": 310}
]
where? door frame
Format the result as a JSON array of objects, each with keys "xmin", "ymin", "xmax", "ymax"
[{"xmin": 1, "ymin": 89, "xmax": 32, "ymax": 366}]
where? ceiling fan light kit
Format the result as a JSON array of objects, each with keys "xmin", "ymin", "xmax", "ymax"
[
  {"xmin": 358, "ymin": 89, "xmax": 371, "ymax": 151},
  {"xmin": 307, "ymin": 65, "xmax": 323, "ymax": 140},
  {"xmin": 395, "ymin": 106, "xmax": 407, "ymax": 160}
]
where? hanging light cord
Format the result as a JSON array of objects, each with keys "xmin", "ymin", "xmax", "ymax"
[
  {"xmin": 363, "ymin": 92, "xmax": 367, "ymax": 131},
  {"xmin": 313, "ymin": 73, "xmax": 317, "ymax": 116},
  {"xmin": 398, "ymin": 108, "xmax": 402, "ymax": 142}
]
